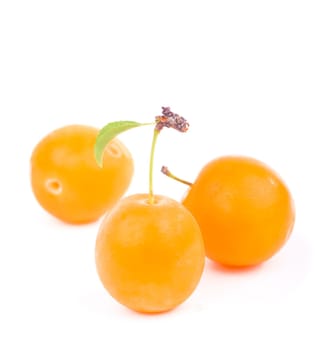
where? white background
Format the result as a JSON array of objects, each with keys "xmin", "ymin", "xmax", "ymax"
[{"xmin": 1, "ymin": 1, "xmax": 318, "ymax": 349}]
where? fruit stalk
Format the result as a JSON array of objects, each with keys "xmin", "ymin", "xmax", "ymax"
[
  {"xmin": 161, "ymin": 166, "xmax": 193, "ymax": 187},
  {"xmin": 148, "ymin": 107, "xmax": 190, "ymax": 204},
  {"xmin": 148, "ymin": 129, "xmax": 160, "ymax": 204}
]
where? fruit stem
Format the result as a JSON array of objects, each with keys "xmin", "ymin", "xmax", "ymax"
[
  {"xmin": 161, "ymin": 166, "xmax": 193, "ymax": 187},
  {"xmin": 149, "ymin": 129, "xmax": 160, "ymax": 204},
  {"xmin": 148, "ymin": 107, "xmax": 190, "ymax": 204}
]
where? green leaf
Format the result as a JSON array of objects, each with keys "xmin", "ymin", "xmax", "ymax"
[{"xmin": 94, "ymin": 121, "xmax": 151, "ymax": 167}]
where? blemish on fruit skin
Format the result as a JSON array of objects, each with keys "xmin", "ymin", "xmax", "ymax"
[
  {"xmin": 45, "ymin": 178, "xmax": 62, "ymax": 195},
  {"xmin": 269, "ymin": 177, "xmax": 276, "ymax": 186},
  {"xmin": 107, "ymin": 142, "xmax": 123, "ymax": 158}
]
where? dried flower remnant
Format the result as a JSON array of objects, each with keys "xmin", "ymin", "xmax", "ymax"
[{"xmin": 155, "ymin": 107, "xmax": 189, "ymax": 132}]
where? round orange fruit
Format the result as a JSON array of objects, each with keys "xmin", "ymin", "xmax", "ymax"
[
  {"xmin": 95, "ymin": 194, "xmax": 205, "ymax": 313},
  {"xmin": 30, "ymin": 125, "xmax": 134, "ymax": 224},
  {"xmin": 182, "ymin": 156, "xmax": 295, "ymax": 267}
]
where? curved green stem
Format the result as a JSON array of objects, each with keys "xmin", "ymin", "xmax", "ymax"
[
  {"xmin": 149, "ymin": 129, "xmax": 160, "ymax": 204},
  {"xmin": 161, "ymin": 166, "xmax": 193, "ymax": 187}
]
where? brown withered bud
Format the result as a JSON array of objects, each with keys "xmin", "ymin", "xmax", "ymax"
[{"xmin": 155, "ymin": 107, "xmax": 189, "ymax": 132}]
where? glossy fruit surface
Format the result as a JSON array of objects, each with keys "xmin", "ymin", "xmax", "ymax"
[
  {"xmin": 30, "ymin": 125, "xmax": 133, "ymax": 224},
  {"xmin": 182, "ymin": 156, "xmax": 295, "ymax": 267},
  {"xmin": 95, "ymin": 194, "xmax": 205, "ymax": 313}
]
